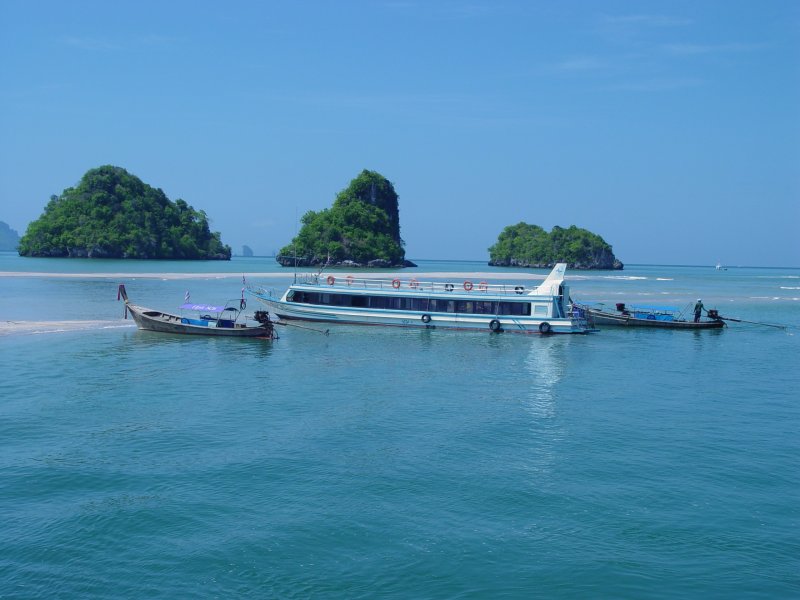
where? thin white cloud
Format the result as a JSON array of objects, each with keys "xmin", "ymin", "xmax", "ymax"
[
  {"xmin": 550, "ymin": 56, "xmax": 608, "ymax": 72},
  {"xmin": 663, "ymin": 42, "xmax": 768, "ymax": 56},
  {"xmin": 602, "ymin": 14, "xmax": 693, "ymax": 27},
  {"xmin": 602, "ymin": 77, "xmax": 705, "ymax": 92},
  {"xmin": 61, "ymin": 36, "xmax": 119, "ymax": 51},
  {"xmin": 60, "ymin": 34, "xmax": 179, "ymax": 51},
  {"xmin": 138, "ymin": 34, "xmax": 182, "ymax": 47},
  {"xmin": 383, "ymin": 1, "xmax": 495, "ymax": 20}
]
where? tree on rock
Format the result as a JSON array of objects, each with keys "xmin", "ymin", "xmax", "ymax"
[
  {"xmin": 278, "ymin": 170, "xmax": 412, "ymax": 267},
  {"xmin": 17, "ymin": 166, "xmax": 231, "ymax": 260}
]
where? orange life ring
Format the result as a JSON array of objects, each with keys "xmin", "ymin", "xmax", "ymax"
[
  {"xmin": 326, "ymin": 275, "xmax": 335, "ymax": 285},
  {"xmin": 463, "ymin": 280, "xmax": 474, "ymax": 292},
  {"xmin": 409, "ymin": 278, "xmax": 419, "ymax": 289},
  {"xmin": 346, "ymin": 275, "xmax": 354, "ymax": 286},
  {"xmin": 478, "ymin": 281, "xmax": 488, "ymax": 291},
  {"xmin": 392, "ymin": 278, "xmax": 401, "ymax": 289}
]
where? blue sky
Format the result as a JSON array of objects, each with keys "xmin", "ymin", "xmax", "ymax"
[{"xmin": 1, "ymin": 1, "xmax": 798, "ymax": 266}]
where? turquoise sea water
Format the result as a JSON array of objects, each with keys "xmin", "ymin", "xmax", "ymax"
[{"xmin": 1, "ymin": 253, "xmax": 799, "ymax": 598}]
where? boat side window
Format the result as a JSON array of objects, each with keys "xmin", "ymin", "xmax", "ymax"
[
  {"xmin": 533, "ymin": 304, "xmax": 548, "ymax": 316},
  {"xmin": 455, "ymin": 300, "xmax": 473, "ymax": 313},
  {"xmin": 430, "ymin": 299, "xmax": 456, "ymax": 313},
  {"xmin": 332, "ymin": 294, "xmax": 350, "ymax": 306},
  {"xmin": 474, "ymin": 301, "xmax": 494, "ymax": 314},
  {"xmin": 351, "ymin": 295, "xmax": 367, "ymax": 308},
  {"xmin": 369, "ymin": 296, "xmax": 387, "ymax": 309},
  {"xmin": 403, "ymin": 297, "xmax": 427, "ymax": 311},
  {"xmin": 498, "ymin": 301, "xmax": 532, "ymax": 316}
]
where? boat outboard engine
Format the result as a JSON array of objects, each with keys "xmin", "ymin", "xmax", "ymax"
[{"xmin": 253, "ymin": 310, "xmax": 271, "ymax": 324}]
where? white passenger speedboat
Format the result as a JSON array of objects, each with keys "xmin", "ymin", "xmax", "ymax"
[{"xmin": 247, "ymin": 263, "xmax": 592, "ymax": 334}]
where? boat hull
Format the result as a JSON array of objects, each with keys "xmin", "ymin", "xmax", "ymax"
[
  {"xmin": 586, "ymin": 309, "xmax": 725, "ymax": 329},
  {"xmin": 127, "ymin": 304, "xmax": 274, "ymax": 337}
]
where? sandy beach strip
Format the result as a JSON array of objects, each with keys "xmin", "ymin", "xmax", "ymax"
[{"xmin": 0, "ymin": 320, "xmax": 135, "ymax": 336}]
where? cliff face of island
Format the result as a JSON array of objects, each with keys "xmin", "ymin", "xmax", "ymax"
[
  {"xmin": 488, "ymin": 223, "xmax": 623, "ymax": 270},
  {"xmin": 277, "ymin": 170, "xmax": 416, "ymax": 268},
  {"xmin": 17, "ymin": 166, "xmax": 231, "ymax": 260}
]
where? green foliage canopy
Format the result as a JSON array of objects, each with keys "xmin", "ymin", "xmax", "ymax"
[
  {"xmin": 488, "ymin": 222, "xmax": 622, "ymax": 269},
  {"xmin": 18, "ymin": 166, "xmax": 231, "ymax": 260},
  {"xmin": 278, "ymin": 170, "xmax": 406, "ymax": 266}
]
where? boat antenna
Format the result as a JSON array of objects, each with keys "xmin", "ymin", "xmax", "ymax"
[
  {"xmin": 293, "ymin": 206, "xmax": 298, "ymax": 284},
  {"xmin": 316, "ymin": 253, "xmax": 331, "ymax": 279}
]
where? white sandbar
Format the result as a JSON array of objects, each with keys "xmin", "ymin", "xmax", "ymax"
[{"xmin": 0, "ymin": 271, "xmax": 547, "ymax": 281}]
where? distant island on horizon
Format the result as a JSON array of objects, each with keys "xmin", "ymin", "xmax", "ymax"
[{"xmin": 0, "ymin": 221, "xmax": 20, "ymax": 251}]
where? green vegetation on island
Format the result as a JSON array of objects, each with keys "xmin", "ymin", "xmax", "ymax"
[
  {"xmin": 277, "ymin": 170, "xmax": 414, "ymax": 268},
  {"xmin": 18, "ymin": 166, "xmax": 231, "ymax": 260},
  {"xmin": 0, "ymin": 221, "xmax": 20, "ymax": 251},
  {"xmin": 488, "ymin": 222, "xmax": 623, "ymax": 270}
]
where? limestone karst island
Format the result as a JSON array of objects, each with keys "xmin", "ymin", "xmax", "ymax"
[
  {"xmin": 17, "ymin": 166, "xmax": 231, "ymax": 260},
  {"xmin": 11, "ymin": 166, "xmax": 622, "ymax": 269},
  {"xmin": 488, "ymin": 222, "xmax": 623, "ymax": 270},
  {"xmin": 277, "ymin": 170, "xmax": 416, "ymax": 268},
  {"xmin": 0, "ymin": 221, "xmax": 20, "ymax": 251}
]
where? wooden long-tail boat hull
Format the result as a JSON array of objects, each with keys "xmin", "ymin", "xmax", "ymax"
[
  {"xmin": 119, "ymin": 284, "xmax": 275, "ymax": 338},
  {"xmin": 126, "ymin": 303, "xmax": 274, "ymax": 337},
  {"xmin": 585, "ymin": 308, "xmax": 725, "ymax": 329}
]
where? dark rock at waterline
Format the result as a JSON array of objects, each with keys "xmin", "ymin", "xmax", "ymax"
[{"xmin": 488, "ymin": 257, "xmax": 624, "ymax": 270}]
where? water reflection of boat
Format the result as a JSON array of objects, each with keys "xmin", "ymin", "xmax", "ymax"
[
  {"xmin": 523, "ymin": 338, "xmax": 564, "ymax": 419},
  {"xmin": 118, "ymin": 284, "xmax": 276, "ymax": 338},
  {"xmin": 574, "ymin": 302, "xmax": 725, "ymax": 329}
]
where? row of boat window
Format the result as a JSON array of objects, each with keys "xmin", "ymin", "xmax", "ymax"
[{"xmin": 287, "ymin": 291, "xmax": 535, "ymax": 316}]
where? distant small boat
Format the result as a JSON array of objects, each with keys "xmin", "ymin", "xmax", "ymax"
[
  {"xmin": 118, "ymin": 284, "xmax": 277, "ymax": 338},
  {"xmin": 716, "ymin": 261, "xmax": 727, "ymax": 271},
  {"xmin": 573, "ymin": 302, "xmax": 725, "ymax": 329}
]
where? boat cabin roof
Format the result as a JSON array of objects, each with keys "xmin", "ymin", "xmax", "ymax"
[
  {"xmin": 179, "ymin": 303, "xmax": 241, "ymax": 315},
  {"xmin": 290, "ymin": 267, "xmax": 568, "ymax": 300}
]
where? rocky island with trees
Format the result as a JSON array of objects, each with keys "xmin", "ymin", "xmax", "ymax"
[
  {"xmin": 488, "ymin": 222, "xmax": 623, "ymax": 270},
  {"xmin": 17, "ymin": 166, "xmax": 231, "ymax": 260},
  {"xmin": 277, "ymin": 170, "xmax": 415, "ymax": 268}
]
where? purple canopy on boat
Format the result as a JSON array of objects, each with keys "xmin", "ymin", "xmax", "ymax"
[{"xmin": 180, "ymin": 303, "xmax": 228, "ymax": 312}]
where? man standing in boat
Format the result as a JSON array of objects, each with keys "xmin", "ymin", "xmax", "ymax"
[{"xmin": 694, "ymin": 299, "xmax": 705, "ymax": 323}]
